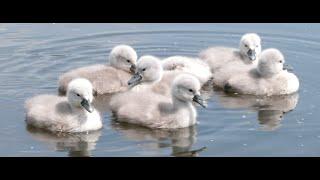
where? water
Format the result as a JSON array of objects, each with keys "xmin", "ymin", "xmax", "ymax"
[{"xmin": 0, "ymin": 23, "xmax": 319, "ymax": 157}]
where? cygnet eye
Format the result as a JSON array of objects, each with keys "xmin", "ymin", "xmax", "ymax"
[
  {"xmin": 189, "ymin": 89, "xmax": 193, "ymax": 93},
  {"xmin": 279, "ymin": 60, "xmax": 283, "ymax": 63},
  {"xmin": 244, "ymin": 44, "xmax": 248, "ymax": 48},
  {"xmin": 142, "ymin": 68, "xmax": 146, "ymax": 71},
  {"xmin": 126, "ymin": 59, "xmax": 130, "ymax": 63},
  {"xmin": 76, "ymin": 93, "xmax": 80, "ymax": 97}
]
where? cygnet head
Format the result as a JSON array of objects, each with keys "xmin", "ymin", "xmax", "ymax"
[
  {"xmin": 109, "ymin": 45, "xmax": 138, "ymax": 73},
  {"xmin": 257, "ymin": 48, "xmax": 285, "ymax": 77},
  {"xmin": 171, "ymin": 74, "xmax": 206, "ymax": 108},
  {"xmin": 239, "ymin": 33, "xmax": 262, "ymax": 61},
  {"xmin": 67, "ymin": 78, "xmax": 95, "ymax": 113},
  {"xmin": 127, "ymin": 55, "xmax": 163, "ymax": 87}
]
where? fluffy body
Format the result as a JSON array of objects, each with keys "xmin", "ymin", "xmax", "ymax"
[
  {"xmin": 58, "ymin": 45, "xmax": 137, "ymax": 95},
  {"xmin": 110, "ymin": 74, "xmax": 203, "ymax": 129},
  {"xmin": 25, "ymin": 78, "xmax": 102, "ymax": 133}
]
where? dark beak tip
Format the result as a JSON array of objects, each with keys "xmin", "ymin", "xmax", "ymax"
[
  {"xmin": 193, "ymin": 95, "xmax": 207, "ymax": 108},
  {"xmin": 128, "ymin": 73, "xmax": 142, "ymax": 87},
  {"xmin": 130, "ymin": 65, "xmax": 136, "ymax": 73},
  {"xmin": 86, "ymin": 106, "xmax": 94, "ymax": 113},
  {"xmin": 81, "ymin": 99, "xmax": 93, "ymax": 113},
  {"xmin": 200, "ymin": 103, "xmax": 207, "ymax": 108},
  {"xmin": 247, "ymin": 49, "xmax": 256, "ymax": 61}
]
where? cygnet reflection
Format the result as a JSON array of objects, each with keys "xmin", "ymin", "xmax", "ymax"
[
  {"xmin": 26, "ymin": 125, "xmax": 102, "ymax": 157},
  {"xmin": 216, "ymin": 92, "xmax": 299, "ymax": 131},
  {"xmin": 110, "ymin": 119, "xmax": 205, "ymax": 157},
  {"xmin": 258, "ymin": 110, "xmax": 284, "ymax": 131}
]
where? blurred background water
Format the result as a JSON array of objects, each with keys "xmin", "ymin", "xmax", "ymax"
[{"xmin": 0, "ymin": 23, "xmax": 319, "ymax": 156}]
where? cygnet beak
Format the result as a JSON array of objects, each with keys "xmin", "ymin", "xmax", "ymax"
[
  {"xmin": 128, "ymin": 72, "xmax": 142, "ymax": 87},
  {"xmin": 192, "ymin": 94, "xmax": 206, "ymax": 108},
  {"xmin": 81, "ymin": 99, "xmax": 93, "ymax": 113},
  {"xmin": 283, "ymin": 63, "xmax": 294, "ymax": 72},
  {"xmin": 247, "ymin": 49, "xmax": 256, "ymax": 61},
  {"xmin": 130, "ymin": 64, "xmax": 136, "ymax": 73}
]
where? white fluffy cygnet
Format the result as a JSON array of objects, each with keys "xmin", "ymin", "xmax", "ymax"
[
  {"xmin": 25, "ymin": 78, "xmax": 102, "ymax": 133},
  {"xmin": 58, "ymin": 45, "xmax": 138, "ymax": 95},
  {"xmin": 211, "ymin": 55, "xmax": 259, "ymax": 88},
  {"xmin": 199, "ymin": 33, "xmax": 262, "ymax": 72},
  {"xmin": 224, "ymin": 48, "xmax": 299, "ymax": 96},
  {"xmin": 161, "ymin": 56, "xmax": 213, "ymax": 85},
  {"xmin": 110, "ymin": 74, "xmax": 206, "ymax": 129},
  {"xmin": 127, "ymin": 55, "xmax": 183, "ymax": 97}
]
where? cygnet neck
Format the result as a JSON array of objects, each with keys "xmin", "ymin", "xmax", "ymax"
[
  {"xmin": 70, "ymin": 104, "xmax": 91, "ymax": 116},
  {"xmin": 257, "ymin": 68, "xmax": 279, "ymax": 78},
  {"xmin": 172, "ymin": 95, "xmax": 192, "ymax": 109}
]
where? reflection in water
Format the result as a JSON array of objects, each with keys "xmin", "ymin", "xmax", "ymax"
[
  {"xmin": 217, "ymin": 92, "xmax": 299, "ymax": 131},
  {"xmin": 173, "ymin": 147, "xmax": 207, "ymax": 157},
  {"xmin": 110, "ymin": 120, "xmax": 205, "ymax": 157},
  {"xmin": 258, "ymin": 110, "xmax": 283, "ymax": 131},
  {"xmin": 26, "ymin": 125, "xmax": 102, "ymax": 157}
]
